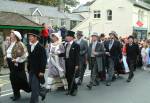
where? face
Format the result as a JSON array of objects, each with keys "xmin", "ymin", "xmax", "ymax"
[
  {"xmin": 109, "ymin": 34, "xmax": 114, "ymax": 39},
  {"xmin": 29, "ymin": 35, "xmax": 37, "ymax": 43},
  {"xmin": 91, "ymin": 35, "xmax": 98, "ymax": 42},
  {"xmin": 51, "ymin": 34, "xmax": 58, "ymax": 43},
  {"xmin": 66, "ymin": 36, "xmax": 73, "ymax": 42},
  {"xmin": 10, "ymin": 33, "xmax": 16, "ymax": 42},
  {"xmin": 77, "ymin": 35, "xmax": 82, "ymax": 39},
  {"xmin": 128, "ymin": 38, "xmax": 134, "ymax": 44}
]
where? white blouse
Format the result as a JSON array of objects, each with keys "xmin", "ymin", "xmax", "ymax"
[{"xmin": 6, "ymin": 42, "xmax": 16, "ymax": 58}]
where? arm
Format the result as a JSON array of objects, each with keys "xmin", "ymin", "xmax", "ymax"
[{"xmin": 80, "ymin": 41, "xmax": 88, "ymax": 56}]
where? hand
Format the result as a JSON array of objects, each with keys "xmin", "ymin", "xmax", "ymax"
[
  {"xmin": 12, "ymin": 59, "xmax": 16, "ymax": 63},
  {"xmin": 120, "ymin": 59, "xmax": 123, "ymax": 63},
  {"xmin": 75, "ymin": 66, "xmax": 79, "ymax": 71},
  {"xmin": 93, "ymin": 51, "xmax": 98, "ymax": 56},
  {"xmin": 105, "ymin": 52, "xmax": 110, "ymax": 56},
  {"xmin": 39, "ymin": 72, "xmax": 44, "ymax": 78}
]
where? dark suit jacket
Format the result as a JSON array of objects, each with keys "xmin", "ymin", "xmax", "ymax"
[
  {"xmin": 27, "ymin": 43, "xmax": 47, "ymax": 77},
  {"xmin": 104, "ymin": 40, "xmax": 122, "ymax": 60},
  {"xmin": 126, "ymin": 43, "xmax": 139, "ymax": 61},
  {"xmin": 65, "ymin": 42, "xmax": 80, "ymax": 67}
]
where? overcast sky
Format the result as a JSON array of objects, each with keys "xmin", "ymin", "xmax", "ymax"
[{"xmin": 78, "ymin": 0, "xmax": 93, "ymax": 4}]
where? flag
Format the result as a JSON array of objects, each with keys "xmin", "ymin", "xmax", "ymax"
[{"xmin": 136, "ymin": 21, "xmax": 144, "ymax": 27}]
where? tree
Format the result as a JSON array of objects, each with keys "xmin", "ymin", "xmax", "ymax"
[
  {"xmin": 144, "ymin": 0, "xmax": 150, "ymax": 4},
  {"xmin": 12, "ymin": 0, "xmax": 79, "ymax": 7}
]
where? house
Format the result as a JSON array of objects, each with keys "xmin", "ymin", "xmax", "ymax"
[
  {"xmin": 0, "ymin": 11, "xmax": 42, "ymax": 39},
  {"xmin": 72, "ymin": 0, "xmax": 150, "ymax": 39},
  {"xmin": 0, "ymin": 0, "xmax": 84, "ymax": 30}
]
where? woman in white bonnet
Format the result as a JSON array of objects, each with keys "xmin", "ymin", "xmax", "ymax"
[
  {"xmin": 47, "ymin": 32, "xmax": 68, "ymax": 91},
  {"xmin": 5, "ymin": 31, "xmax": 30, "ymax": 101}
]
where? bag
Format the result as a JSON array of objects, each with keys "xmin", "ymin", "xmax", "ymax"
[{"xmin": 122, "ymin": 56, "xmax": 129, "ymax": 73}]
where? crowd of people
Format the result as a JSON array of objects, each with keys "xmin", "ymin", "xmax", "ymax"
[{"xmin": 1, "ymin": 23, "xmax": 150, "ymax": 103}]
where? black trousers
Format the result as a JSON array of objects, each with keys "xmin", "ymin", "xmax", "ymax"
[
  {"xmin": 7, "ymin": 58, "xmax": 31, "ymax": 97},
  {"xmin": 40, "ymin": 36, "xmax": 50, "ymax": 47},
  {"xmin": 65, "ymin": 59, "xmax": 78, "ymax": 94},
  {"xmin": 127, "ymin": 59, "xmax": 136, "ymax": 80}
]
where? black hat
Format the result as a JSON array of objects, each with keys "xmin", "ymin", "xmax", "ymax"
[
  {"xmin": 76, "ymin": 31, "xmax": 83, "ymax": 36},
  {"xmin": 66, "ymin": 30, "xmax": 75, "ymax": 38},
  {"xmin": 128, "ymin": 35, "xmax": 134, "ymax": 39},
  {"xmin": 28, "ymin": 30, "xmax": 40, "ymax": 38}
]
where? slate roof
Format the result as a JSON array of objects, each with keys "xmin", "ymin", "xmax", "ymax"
[
  {"xmin": 0, "ymin": 11, "xmax": 41, "ymax": 27},
  {"xmin": 0, "ymin": 0, "xmax": 84, "ymax": 20}
]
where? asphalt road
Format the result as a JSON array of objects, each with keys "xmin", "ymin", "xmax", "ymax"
[{"xmin": 0, "ymin": 69, "xmax": 150, "ymax": 103}]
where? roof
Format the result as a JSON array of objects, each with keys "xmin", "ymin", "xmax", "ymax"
[
  {"xmin": 130, "ymin": 0, "xmax": 150, "ymax": 10},
  {"xmin": 0, "ymin": 0, "xmax": 84, "ymax": 21},
  {"xmin": 73, "ymin": 0, "xmax": 150, "ymax": 13},
  {"xmin": 0, "ymin": 11, "xmax": 42, "ymax": 27}
]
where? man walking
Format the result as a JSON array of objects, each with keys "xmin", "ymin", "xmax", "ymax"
[
  {"xmin": 126, "ymin": 36, "xmax": 139, "ymax": 82},
  {"xmin": 27, "ymin": 30, "xmax": 47, "ymax": 103},
  {"xmin": 87, "ymin": 32, "xmax": 105, "ymax": 90},
  {"xmin": 65, "ymin": 30, "xmax": 80, "ymax": 96},
  {"xmin": 75, "ymin": 31, "xmax": 88, "ymax": 85}
]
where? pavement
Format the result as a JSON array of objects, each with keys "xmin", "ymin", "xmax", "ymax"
[{"xmin": 0, "ymin": 68, "xmax": 150, "ymax": 103}]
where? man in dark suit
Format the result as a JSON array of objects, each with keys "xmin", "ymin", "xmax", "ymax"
[
  {"xmin": 65, "ymin": 30, "xmax": 80, "ymax": 96},
  {"xmin": 126, "ymin": 36, "xmax": 139, "ymax": 82},
  {"xmin": 75, "ymin": 31, "xmax": 88, "ymax": 85},
  {"xmin": 104, "ymin": 32, "xmax": 122, "ymax": 86},
  {"xmin": 27, "ymin": 30, "xmax": 47, "ymax": 103},
  {"xmin": 87, "ymin": 32, "xmax": 105, "ymax": 90}
]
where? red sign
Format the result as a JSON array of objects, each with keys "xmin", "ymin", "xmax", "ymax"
[{"xmin": 136, "ymin": 21, "xmax": 144, "ymax": 27}]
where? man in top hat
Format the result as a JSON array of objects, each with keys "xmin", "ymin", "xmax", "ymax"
[
  {"xmin": 75, "ymin": 31, "xmax": 88, "ymax": 85},
  {"xmin": 27, "ymin": 30, "xmax": 47, "ymax": 103},
  {"xmin": 126, "ymin": 36, "xmax": 139, "ymax": 82},
  {"xmin": 65, "ymin": 30, "xmax": 80, "ymax": 96},
  {"xmin": 87, "ymin": 32, "xmax": 105, "ymax": 90},
  {"xmin": 104, "ymin": 31, "xmax": 122, "ymax": 86}
]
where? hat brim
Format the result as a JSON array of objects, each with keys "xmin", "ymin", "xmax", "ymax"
[{"xmin": 28, "ymin": 33, "xmax": 40, "ymax": 38}]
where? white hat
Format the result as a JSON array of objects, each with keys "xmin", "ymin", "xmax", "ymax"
[
  {"xmin": 51, "ymin": 32, "xmax": 62, "ymax": 43},
  {"xmin": 91, "ymin": 32, "xmax": 98, "ymax": 37},
  {"xmin": 12, "ymin": 31, "xmax": 22, "ymax": 40}
]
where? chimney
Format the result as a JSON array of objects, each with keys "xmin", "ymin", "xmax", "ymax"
[{"xmin": 58, "ymin": 0, "xmax": 65, "ymax": 12}]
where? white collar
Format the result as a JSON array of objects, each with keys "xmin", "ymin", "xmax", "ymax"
[
  {"xmin": 30, "ymin": 41, "xmax": 39, "ymax": 46},
  {"xmin": 68, "ymin": 40, "xmax": 74, "ymax": 45}
]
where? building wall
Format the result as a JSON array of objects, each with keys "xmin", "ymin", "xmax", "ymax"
[{"xmin": 73, "ymin": 0, "xmax": 142, "ymax": 37}]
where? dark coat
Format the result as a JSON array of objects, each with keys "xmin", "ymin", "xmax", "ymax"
[{"xmin": 27, "ymin": 43, "xmax": 47, "ymax": 83}]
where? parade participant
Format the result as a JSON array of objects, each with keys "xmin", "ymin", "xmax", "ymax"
[
  {"xmin": 104, "ymin": 31, "xmax": 122, "ymax": 86},
  {"xmin": 87, "ymin": 32, "xmax": 105, "ymax": 90},
  {"xmin": 6, "ymin": 31, "xmax": 30, "ymax": 101},
  {"xmin": 64, "ymin": 30, "xmax": 80, "ymax": 96},
  {"xmin": 126, "ymin": 36, "xmax": 139, "ymax": 82},
  {"xmin": 75, "ymin": 31, "xmax": 88, "ymax": 85},
  {"xmin": 41, "ymin": 23, "xmax": 50, "ymax": 47},
  {"xmin": 47, "ymin": 33, "xmax": 68, "ymax": 91},
  {"xmin": 27, "ymin": 30, "xmax": 47, "ymax": 103}
]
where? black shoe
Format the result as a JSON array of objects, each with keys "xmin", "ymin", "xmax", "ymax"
[
  {"xmin": 106, "ymin": 82, "xmax": 111, "ymax": 86},
  {"xmin": 40, "ymin": 87, "xmax": 48, "ymax": 101},
  {"xmin": 87, "ymin": 84, "xmax": 92, "ymax": 90},
  {"xmin": 126, "ymin": 79, "xmax": 131, "ymax": 82},
  {"xmin": 10, "ymin": 96, "xmax": 20, "ymax": 101},
  {"xmin": 70, "ymin": 90, "xmax": 78, "ymax": 96}
]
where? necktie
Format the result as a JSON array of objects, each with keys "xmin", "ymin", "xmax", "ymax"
[{"xmin": 66, "ymin": 43, "xmax": 71, "ymax": 58}]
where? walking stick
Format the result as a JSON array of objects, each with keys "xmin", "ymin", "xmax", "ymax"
[{"xmin": 69, "ymin": 70, "xmax": 77, "ymax": 94}]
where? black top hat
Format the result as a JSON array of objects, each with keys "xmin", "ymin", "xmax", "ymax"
[
  {"xmin": 66, "ymin": 30, "xmax": 75, "ymax": 38},
  {"xmin": 128, "ymin": 35, "xmax": 134, "ymax": 39},
  {"xmin": 28, "ymin": 30, "xmax": 40, "ymax": 38}
]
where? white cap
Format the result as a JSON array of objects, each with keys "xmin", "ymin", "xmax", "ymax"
[
  {"xmin": 12, "ymin": 31, "xmax": 22, "ymax": 40},
  {"xmin": 51, "ymin": 32, "xmax": 62, "ymax": 43},
  {"xmin": 91, "ymin": 32, "xmax": 98, "ymax": 37}
]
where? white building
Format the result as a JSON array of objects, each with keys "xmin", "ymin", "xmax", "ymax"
[{"xmin": 72, "ymin": 0, "xmax": 150, "ymax": 39}]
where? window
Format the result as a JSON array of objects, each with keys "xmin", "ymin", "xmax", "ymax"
[
  {"xmin": 107, "ymin": 10, "xmax": 112, "ymax": 21},
  {"xmin": 138, "ymin": 10, "xmax": 144, "ymax": 22},
  {"xmin": 50, "ymin": 19, "xmax": 54, "ymax": 25},
  {"xmin": 94, "ymin": 10, "xmax": 101, "ymax": 18},
  {"xmin": 61, "ymin": 19, "xmax": 66, "ymax": 26}
]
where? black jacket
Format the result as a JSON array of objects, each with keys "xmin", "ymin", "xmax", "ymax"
[
  {"xmin": 126, "ymin": 43, "xmax": 139, "ymax": 61},
  {"xmin": 27, "ymin": 43, "xmax": 47, "ymax": 76}
]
